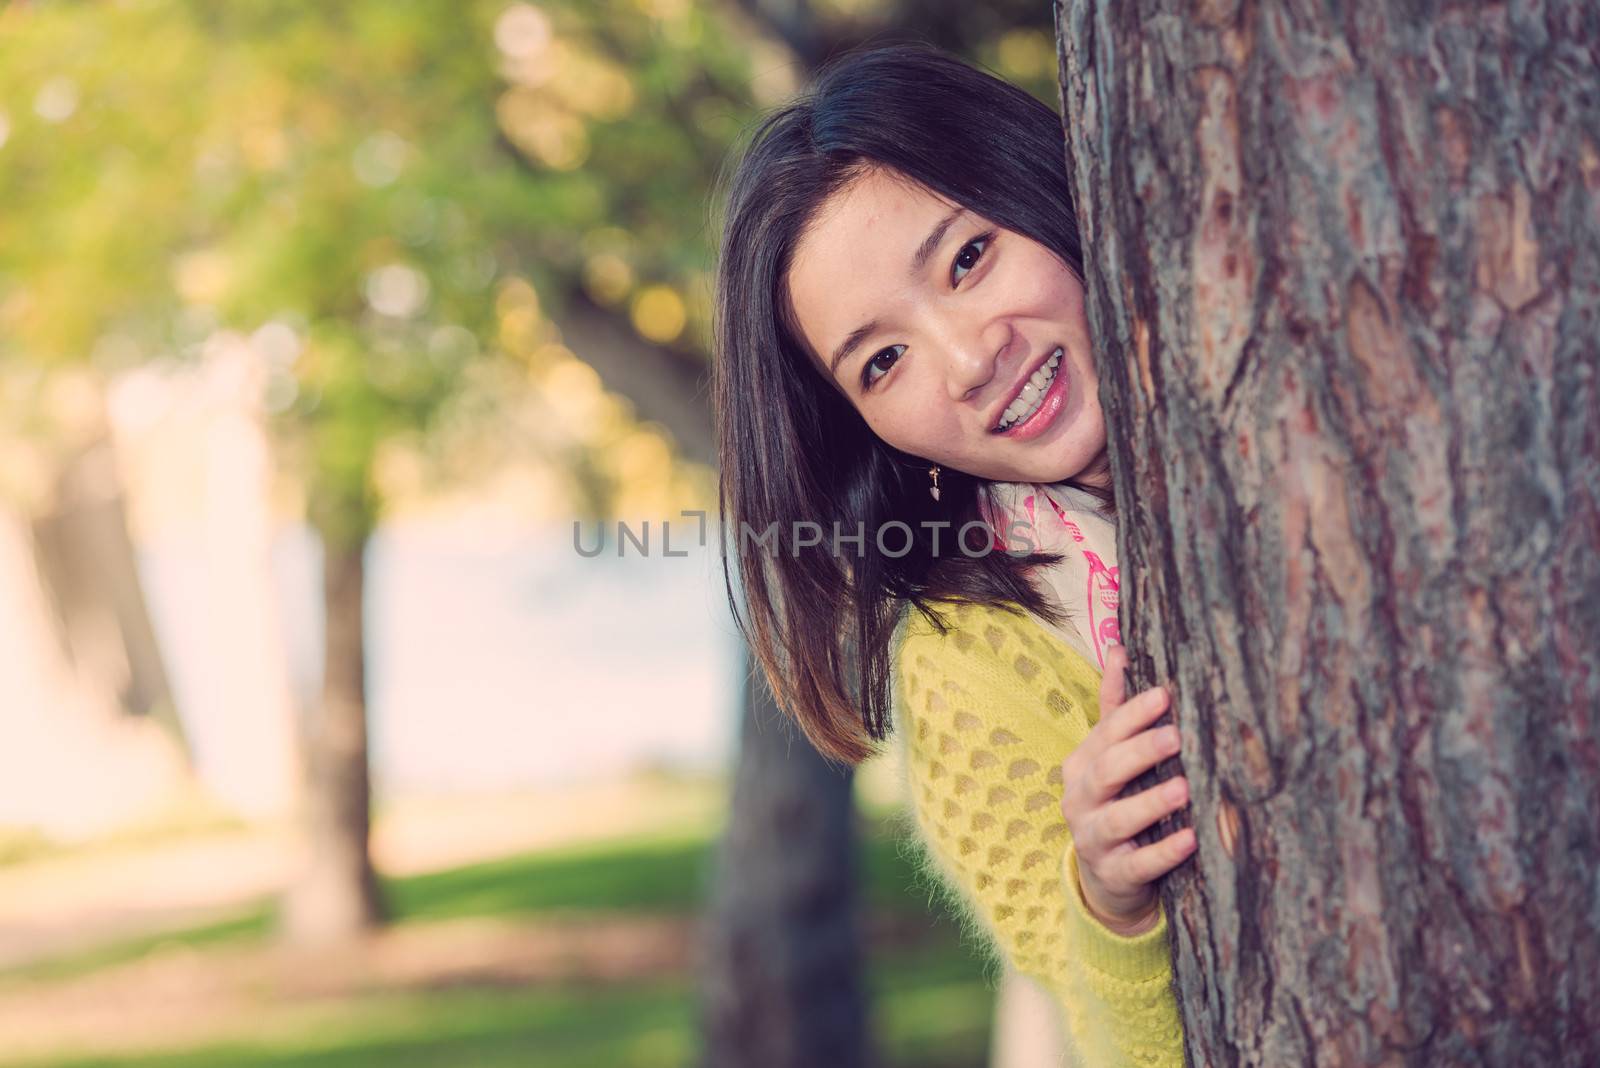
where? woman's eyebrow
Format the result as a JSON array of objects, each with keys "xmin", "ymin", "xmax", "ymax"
[
  {"xmin": 909, "ymin": 207, "xmax": 967, "ymax": 276},
  {"xmin": 828, "ymin": 207, "xmax": 969, "ymax": 377},
  {"xmin": 829, "ymin": 321, "xmax": 880, "ymax": 376}
]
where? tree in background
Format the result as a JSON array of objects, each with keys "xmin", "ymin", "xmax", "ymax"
[
  {"xmin": 0, "ymin": 12, "xmax": 1073, "ymax": 1060},
  {"xmin": 0, "ymin": 4, "xmax": 197, "ymax": 786},
  {"xmin": 1057, "ymin": 1, "xmax": 1600, "ymax": 1062},
  {"xmin": 0, "ymin": 0, "xmax": 748, "ymax": 941}
]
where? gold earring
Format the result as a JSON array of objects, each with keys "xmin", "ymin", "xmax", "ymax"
[{"xmin": 928, "ymin": 465, "xmax": 941, "ymax": 502}]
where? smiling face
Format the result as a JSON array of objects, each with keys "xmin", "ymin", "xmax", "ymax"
[{"xmin": 785, "ymin": 167, "xmax": 1109, "ymax": 487}]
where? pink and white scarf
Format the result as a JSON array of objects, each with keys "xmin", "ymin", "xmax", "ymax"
[{"xmin": 982, "ymin": 482, "xmax": 1121, "ymax": 672}]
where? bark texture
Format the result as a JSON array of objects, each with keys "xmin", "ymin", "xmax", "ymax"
[
  {"xmin": 1056, "ymin": 2, "xmax": 1600, "ymax": 1065},
  {"xmin": 699, "ymin": 666, "xmax": 869, "ymax": 1068},
  {"xmin": 281, "ymin": 526, "xmax": 385, "ymax": 943}
]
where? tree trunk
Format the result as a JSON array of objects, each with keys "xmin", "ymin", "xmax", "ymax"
[
  {"xmin": 559, "ymin": 297, "xmax": 872, "ymax": 1064},
  {"xmin": 558, "ymin": 294, "xmax": 718, "ymax": 466},
  {"xmin": 1056, "ymin": 3, "xmax": 1600, "ymax": 1065},
  {"xmin": 29, "ymin": 433, "xmax": 181, "ymax": 742},
  {"xmin": 281, "ymin": 518, "xmax": 385, "ymax": 943},
  {"xmin": 699, "ymin": 655, "xmax": 870, "ymax": 1068}
]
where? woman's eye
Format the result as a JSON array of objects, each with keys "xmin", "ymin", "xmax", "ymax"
[
  {"xmin": 862, "ymin": 344, "xmax": 906, "ymax": 390},
  {"xmin": 951, "ymin": 233, "xmax": 992, "ymax": 286}
]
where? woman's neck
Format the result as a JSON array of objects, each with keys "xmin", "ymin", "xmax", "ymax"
[{"xmin": 1071, "ymin": 451, "xmax": 1112, "ymax": 492}]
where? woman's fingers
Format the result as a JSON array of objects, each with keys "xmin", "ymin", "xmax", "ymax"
[
  {"xmin": 1094, "ymin": 721, "xmax": 1180, "ymax": 799},
  {"xmin": 1070, "ymin": 660, "xmax": 1195, "ymax": 911},
  {"xmin": 1097, "ymin": 644, "xmax": 1127, "ymax": 720},
  {"xmin": 1093, "ymin": 682, "xmax": 1172, "ymax": 752},
  {"xmin": 1106, "ymin": 825, "xmax": 1197, "ymax": 887},
  {"xmin": 1065, "ymin": 686, "xmax": 1176, "ymax": 812},
  {"xmin": 1098, "ymin": 776, "xmax": 1188, "ymax": 843}
]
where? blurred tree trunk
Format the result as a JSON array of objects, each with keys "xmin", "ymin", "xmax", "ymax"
[
  {"xmin": 281, "ymin": 488, "xmax": 385, "ymax": 943},
  {"xmin": 559, "ymin": 295, "xmax": 717, "ymax": 465},
  {"xmin": 732, "ymin": 0, "xmax": 1056, "ymax": 70},
  {"xmin": 557, "ymin": 236, "xmax": 874, "ymax": 1065},
  {"xmin": 30, "ymin": 432, "xmax": 182, "ymax": 744},
  {"xmin": 1056, "ymin": 2, "xmax": 1600, "ymax": 1064},
  {"xmin": 700, "ymin": 663, "xmax": 870, "ymax": 1068},
  {"xmin": 569, "ymin": 256, "xmax": 872, "ymax": 1066},
  {"xmin": 732, "ymin": 0, "xmax": 835, "ymax": 69}
]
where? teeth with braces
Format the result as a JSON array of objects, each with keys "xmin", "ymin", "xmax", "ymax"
[{"xmin": 996, "ymin": 348, "xmax": 1063, "ymax": 432}]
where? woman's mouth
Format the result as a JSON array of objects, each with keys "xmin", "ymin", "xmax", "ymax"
[{"xmin": 992, "ymin": 347, "xmax": 1066, "ymax": 438}]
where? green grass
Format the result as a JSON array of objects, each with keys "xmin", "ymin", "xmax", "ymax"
[
  {"xmin": 1, "ymin": 982, "xmax": 698, "ymax": 1068},
  {"xmin": 2, "ymin": 939, "xmax": 991, "ymax": 1068},
  {"xmin": 0, "ymin": 801, "xmax": 248, "ymax": 870},
  {"xmin": 388, "ymin": 829, "xmax": 715, "ymax": 921},
  {"xmin": 0, "ymin": 815, "xmax": 997, "ymax": 1068},
  {"xmin": 390, "ymin": 816, "xmax": 935, "ymax": 919},
  {"xmin": 3, "ymin": 817, "xmax": 940, "ymax": 987}
]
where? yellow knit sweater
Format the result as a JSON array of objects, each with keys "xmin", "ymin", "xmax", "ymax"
[{"xmin": 893, "ymin": 598, "xmax": 1185, "ymax": 1067}]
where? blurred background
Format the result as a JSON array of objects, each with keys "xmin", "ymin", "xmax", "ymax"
[{"xmin": 0, "ymin": 2, "xmax": 1063, "ymax": 1065}]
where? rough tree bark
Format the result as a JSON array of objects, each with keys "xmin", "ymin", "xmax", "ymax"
[
  {"xmin": 1056, "ymin": 3, "xmax": 1600, "ymax": 1065},
  {"xmin": 700, "ymin": 666, "xmax": 869, "ymax": 1068}
]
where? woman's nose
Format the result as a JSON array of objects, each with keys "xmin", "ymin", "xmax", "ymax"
[{"xmin": 943, "ymin": 323, "xmax": 1012, "ymax": 402}]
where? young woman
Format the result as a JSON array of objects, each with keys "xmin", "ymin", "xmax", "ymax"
[{"xmin": 712, "ymin": 44, "xmax": 1193, "ymax": 1065}]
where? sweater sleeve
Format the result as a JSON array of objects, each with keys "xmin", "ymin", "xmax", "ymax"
[{"xmin": 895, "ymin": 601, "xmax": 1184, "ymax": 1068}]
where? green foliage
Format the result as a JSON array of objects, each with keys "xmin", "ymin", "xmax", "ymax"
[
  {"xmin": 0, "ymin": 0, "xmax": 1056, "ymax": 523},
  {"xmin": 0, "ymin": 0, "xmax": 766, "ymax": 526}
]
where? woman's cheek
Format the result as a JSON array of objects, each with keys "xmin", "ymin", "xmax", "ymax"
[
  {"xmin": 889, "ymin": 397, "xmax": 955, "ymax": 460},
  {"xmin": 862, "ymin": 403, "xmax": 922, "ymax": 458}
]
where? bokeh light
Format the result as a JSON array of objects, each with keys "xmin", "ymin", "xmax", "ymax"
[
  {"xmin": 365, "ymin": 263, "xmax": 431, "ymax": 318},
  {"xmin": 629, "ymin": 284, "xmax": 687, "ymax": 344},
  {"xmin": 33, "ymin": 77, "xmax": 78, "ymax": 123}
]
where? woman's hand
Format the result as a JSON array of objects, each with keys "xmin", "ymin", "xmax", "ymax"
[{"xmin": 1058, "ymin": 644, "xmax": 1195, "ymax": 935}]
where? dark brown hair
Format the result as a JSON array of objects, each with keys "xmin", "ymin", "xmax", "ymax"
[{"xmin": 712, "ymin": 43, "xmax": 1106, "ymax": 764}]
